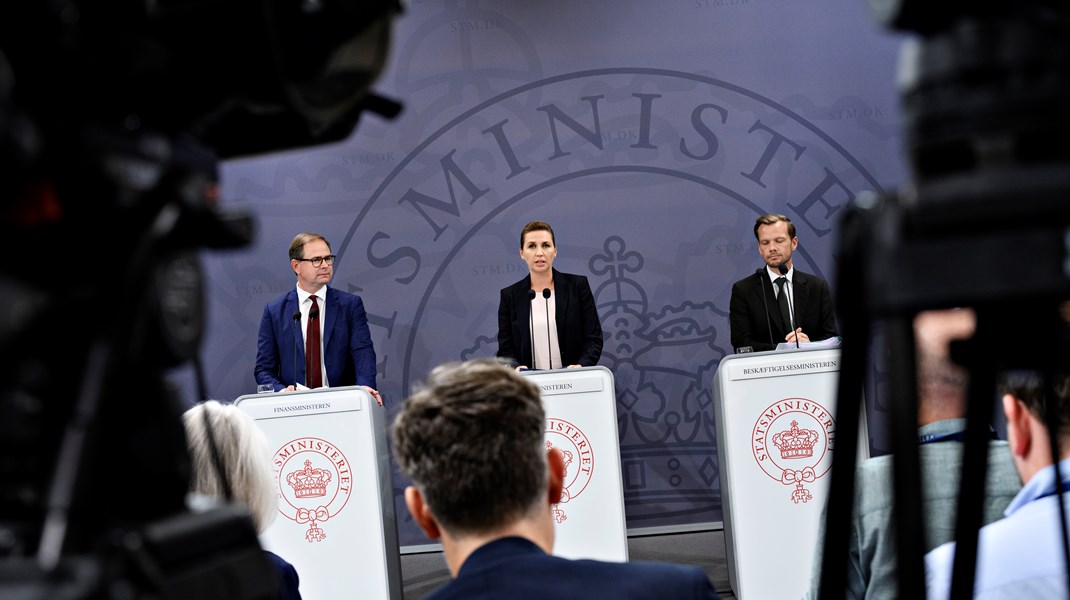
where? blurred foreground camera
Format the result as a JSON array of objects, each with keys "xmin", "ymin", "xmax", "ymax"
[
  {"xmin": 817, "ymin": 3, "xmax": 1070, "ymax": 600},
  {"xmin": 0, "ymin": 0, "xmax": 402, "ymax": 597}
]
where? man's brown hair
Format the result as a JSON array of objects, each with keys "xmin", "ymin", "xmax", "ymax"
[{"xmin": 392, "ymin": 359, "xmax": 547, "ymax": 534}]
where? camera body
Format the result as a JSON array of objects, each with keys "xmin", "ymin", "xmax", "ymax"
[
  {"xmin": 0, "ymin": 1, "xmax": 401, "ymax": 596},
  {"xmin": 816, "ymin": 4, "xmax": 1070, "ymax": 599}
]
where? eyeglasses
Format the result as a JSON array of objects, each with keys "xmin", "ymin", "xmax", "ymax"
[{"xmin": 296, "ymin": 255, "xmax": 336, "ymax": 267}]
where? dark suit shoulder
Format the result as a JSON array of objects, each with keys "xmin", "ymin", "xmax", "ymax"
[
  {"xmin": 552, "ymin": 270, "xmax": 591, "ymax": 288},
  {"xmin": 325, "ymin": 286, "xmax": 363, "ymax": 304},
  {"xmin": 264, "ymin": 289, "xmax": 298, "ymax": 312},
  {"xmin": 500, "ymin": 275, "xmax": 533, "ymax": 296},
  {"xmin": 791, "ymin": 269, "xmax": 828, "ymax": 285},
  {"xmin": 431, "ymin": 538, "xmax": 717, "ymax": 600}
]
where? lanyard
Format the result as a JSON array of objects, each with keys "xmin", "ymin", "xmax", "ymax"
[{"xmin": 918, "ymin": 429, "xmax": 998, "ymax": 445}]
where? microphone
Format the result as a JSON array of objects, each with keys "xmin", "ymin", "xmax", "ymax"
[
  {"xmin": 778, "ymin": 263, "xmax": 800, "ymax": 348},
  {"xmin": 307, "ymin": 305, "xmax": 320, "ymax": 386},
  {"xmin": 528, "ymin": 290, "xmax": 537, "ymax": 369},
  {"xmin": 292, "ymin": 311, "xmax": 301, "ymax": 390},
  {"xmin": 542, "ymin": 288, "xmax": 552, "ymax": 369},
  {"xmin": 757, "ymin": 268, "xmax": 774, "ymax": 348}
]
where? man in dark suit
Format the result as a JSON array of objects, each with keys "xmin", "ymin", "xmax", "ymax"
[
  {"xmin": 254, "ymin": 232, "xmax": 381, "ymax": 405},
  {"xmin": 729, "ymin": 214, "xmax": 837, "ymax": 352},
  {"xmin": 392, "ymin": 359, "xmax": 719, "ymax": 600}
]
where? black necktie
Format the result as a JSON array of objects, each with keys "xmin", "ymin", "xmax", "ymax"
[
  {"xmin": 775, "ymin": 277, "xmax": 792, "ymax": 334},
  {"xmin": 306, "ymin": 296, "xmax": 322, "ymax": 389}
]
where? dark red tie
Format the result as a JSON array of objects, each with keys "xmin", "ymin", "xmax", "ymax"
[{"xmin": 305, "ymin": 296, "xmax": 322, "ymax": 389}]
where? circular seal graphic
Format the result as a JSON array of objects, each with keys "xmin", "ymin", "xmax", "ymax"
[
  {"xmin": 545, "ymin": 418, "xmax": 595, "ymax": 524},
  {"xmin": 273, "ymin": 437, "xmax": 353, "ymax": 542},
  {"xmin": 751, "ymin": 398, "xmax": 835, "ymax": 504}
]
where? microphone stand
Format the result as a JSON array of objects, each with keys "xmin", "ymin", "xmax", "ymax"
[
  {"xmin": 778, "ymin": 264, "xmax": 800, "ymax": 348},
  {"xmin": 527, "ymin": 289, "xmax": 536, "ymax": 369},
  {"xmin": 308, "ymin": 305, "xmax": 320, "ymax": 386},
  {"xmin": 292, "ymin": 311, "xmax": 301, "ymax": 390},
  {"xmin": 542, "ymin": 288, "xmax": 552, "ymax": 369}
]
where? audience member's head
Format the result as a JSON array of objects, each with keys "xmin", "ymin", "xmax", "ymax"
[
  {"xmin": 1000, "ymin": 371, "xmax": 1070, "ymax": 439},
  {"xmin": 999, "ymin": 370, "xmax": 1070, "ymax": 481},
  {"xmin": 914, "ymin": 308, "xmax": 975, "ymax": 424},
  {"xmin": 183, "ymin": 400, "xmax": 277, "ymax": 533},
  {"xmin": 392, "ymin": 359, "xmax": 557, "ymax": 540}
]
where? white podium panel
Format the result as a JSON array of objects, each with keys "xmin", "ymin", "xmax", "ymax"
[
  {"xmin": 523, "ymin": 366, "xmax": 629, "ymax": 562},
  {"xmin": 712, "ymin": 348, "xmax": 868, "ymax": 600},
  {"xmin": 236, "ymin": 387, "xmax": 402, "ymax": 600}
]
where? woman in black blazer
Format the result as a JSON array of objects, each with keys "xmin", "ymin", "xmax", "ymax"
[{"xmin": 497, "ymin": 221, "xmax": 603, "ymax": 370}]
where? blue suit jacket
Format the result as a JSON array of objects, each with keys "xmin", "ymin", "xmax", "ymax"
[
  {"xmin": 254, "ymin": 287, "xmax": 377, "ymax": 391},
  {"xmin": 425, "ymin": 537, "xmax": 719, "ymax": 600}
]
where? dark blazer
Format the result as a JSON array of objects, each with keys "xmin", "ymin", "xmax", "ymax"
[
  {"xmin": 729, "ymin": 268, "xmax": 837, "ymax": 352},
  {"xmin": 424, "ymin": 537, "xmax": 719, "ymax": 600},
  {"xmin": 264, "ymin": 551, "xmax": 302, "ymax": 600},
  {"xmin": 254, "ymin": 287, "xmax": 377, "ymax": 391},
  {"xmin": 497, "ymin": 269, "xmax": 603, "ymax": 368}
]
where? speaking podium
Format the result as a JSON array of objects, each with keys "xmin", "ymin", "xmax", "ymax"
[
  {"xmin": 712, "ymin": 346, "xmax": 869, "ymax": 599},
  {"xmin": 235, "ymin": 387, "xmax": 402, "ymax": 600},
  {"xmin": 522, "ymin": 366, "xmax": 629, "ymax": 562}
]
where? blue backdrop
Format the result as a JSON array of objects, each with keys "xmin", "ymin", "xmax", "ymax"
[{"xmin": 194, "ymin": 0, "xmax": 907, "ymax": 545}]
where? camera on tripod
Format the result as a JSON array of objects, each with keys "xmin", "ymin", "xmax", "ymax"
[
  {"xmin": 0, "ymin": 1, "xmax": 402, "ymax": 597},
  {"xmin": 816, "ymin": 3, "xmax": 1070, "ymax": 598}
]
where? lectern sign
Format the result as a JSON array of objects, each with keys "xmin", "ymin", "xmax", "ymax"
[
  {"xmin": 274, "ymin": 437, "xmax": 354, "ymax": 542},
  {"xmin": 750, "ymin": 398, "xmax": 835, "ymax": 505}
]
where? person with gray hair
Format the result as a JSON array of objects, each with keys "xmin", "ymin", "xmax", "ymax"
[
  {"xmin": 392, "ymin": 358, "xmax": 719, "ymax": 600},
  {"xmin": 804, "ymin": 309, "xmax": 1021, "ymax": 599},
  {"xmin": 184, "ymin": 400, "xmax": 302, "ymax": 600}
]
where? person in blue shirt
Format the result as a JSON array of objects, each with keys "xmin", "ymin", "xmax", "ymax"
[
  {"xmin": 926, "ymin": 370, "xmax": 1070, "ymax": 599},
  {"xmin": 805, "ymin": 309, "xmax": 1020, "ymax": 600}
]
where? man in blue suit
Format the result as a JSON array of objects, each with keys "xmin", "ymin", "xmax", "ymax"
[
  {"xmin": 392, "ymin": 359, "xmax": 719, "ymax": 600},
  {"xmin": 254, "ymin": 232, "xmax": 381, "ymax": 405}
]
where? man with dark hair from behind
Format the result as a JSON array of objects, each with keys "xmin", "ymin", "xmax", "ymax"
[
  {"xmin": 392, "ymin": 359, "xmax": 720, "ymax": 600},
  {"xmin": 926, "ymin": 370, "xmax": 1070, "ymax": 598}
]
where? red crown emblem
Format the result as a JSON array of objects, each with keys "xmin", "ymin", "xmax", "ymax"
[
  {"xmin": 286, "ymin": 460, "xmax": 332, "ymax": 498},
  {"xmin": 772, "ymin": 420, "xmax": 819, "ymax": 459}
]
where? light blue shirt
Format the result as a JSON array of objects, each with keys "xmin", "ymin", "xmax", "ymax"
[
  {"xmin": 926, "ymin": 457, "xmax": 1070, "ymax": 599},
  {"xmin": 803, "ymin": 419, "xmax": 1020, "ymax": 600}
]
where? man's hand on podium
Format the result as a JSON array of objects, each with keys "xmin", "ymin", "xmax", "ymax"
[
  {"xmin": 279, "ymin": 383, "xmax": 382, "ymax": 406},
  {"xmin": 361, "ymin": 385, "xmax": 384, "ymax": 406}
]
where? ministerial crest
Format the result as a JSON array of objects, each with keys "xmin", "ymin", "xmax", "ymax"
[
  {"xmin": 751, "ymin": 398, "xmax": 834, "ymax": 504},
  {"xmin": 272, "ymin": 437, "xmax": 353, "ymax": 542}
]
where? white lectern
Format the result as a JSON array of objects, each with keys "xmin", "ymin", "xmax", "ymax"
[
  {"xmin": 523, "ymin": 366, "xmax": 629, "ymax": 562},
  {"xmin": 235, "ymin": 387, "xmax": 402, "ymax": 600},
  {"xmin": 712, "ymin": 347, "xmax": 868, "ymax": 600}
]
